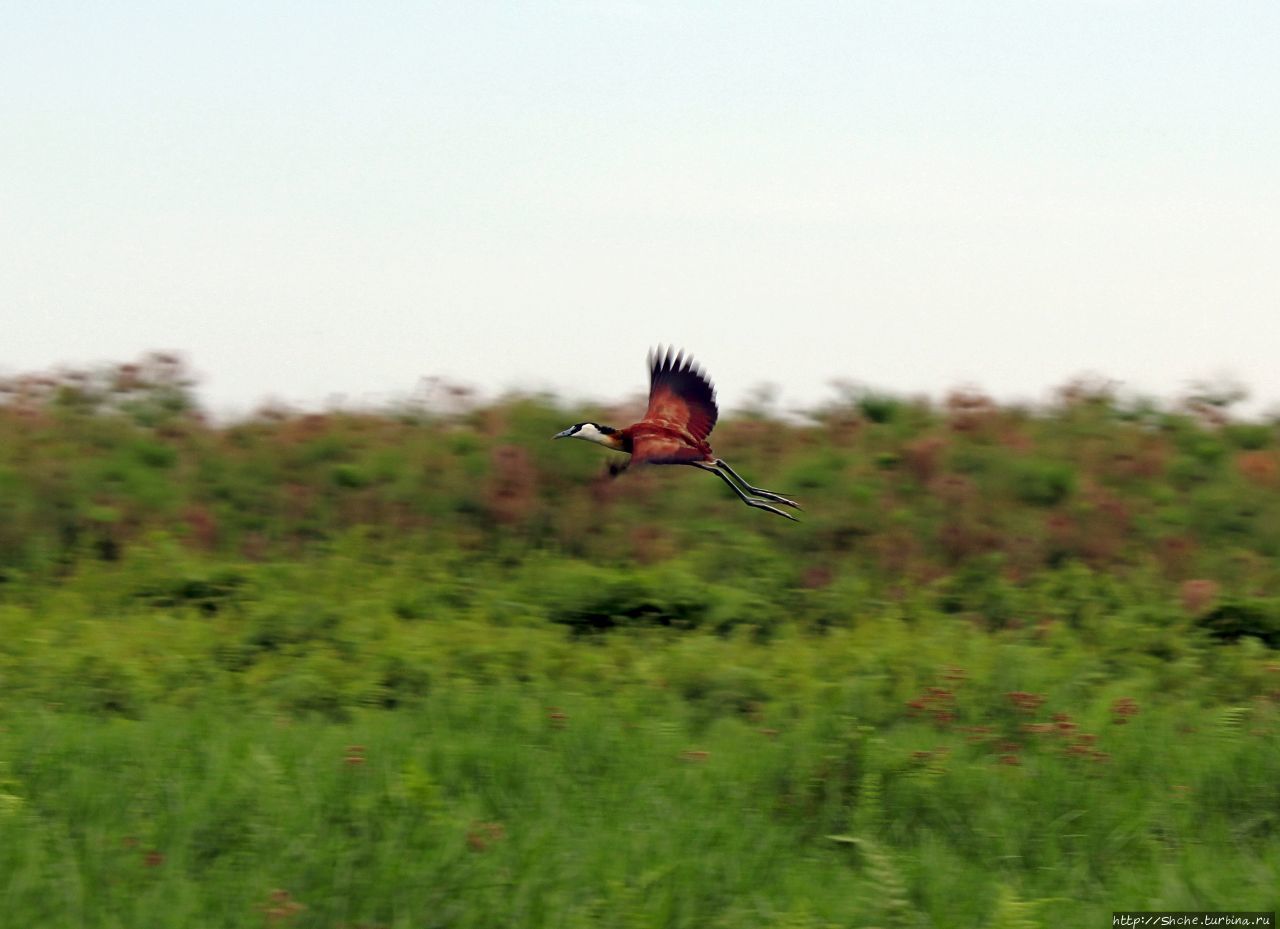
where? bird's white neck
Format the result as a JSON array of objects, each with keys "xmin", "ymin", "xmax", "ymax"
[{"xmin": 572, "ymin": 423, "xmax": 619, "ymax": 447}]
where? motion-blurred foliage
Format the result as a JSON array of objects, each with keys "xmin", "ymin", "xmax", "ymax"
[
  {"xmin": 1, "ymin": 355, "xmax": 1278, "ymax": 927},
  {"xmin": 2, "ymin": 355, "xmax": 1278, "ymax": 589}
]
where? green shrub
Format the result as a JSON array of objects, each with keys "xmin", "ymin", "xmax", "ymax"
[
  {"xmin": 1010, "ymin": 460, "xmax": 1076, "ymax": 507},
  {"xmin": 1224, "ymin": 422, "xmax": 1274, "ymax": 450},
  {"xmin": 541, "ymin": 562, "xmax": 711, "ymax": 632},
  {"xmin": 1197, "ymin": 598, "xmax": 1280, "ymax": 648}
]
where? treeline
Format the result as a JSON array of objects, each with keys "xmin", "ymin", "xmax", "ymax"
[{"xmin": 2, "ymin": 353, "xmax": 1278, "ymax": 599}]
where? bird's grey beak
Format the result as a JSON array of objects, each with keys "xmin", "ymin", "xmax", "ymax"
[{"xmin": 552, "ymin": 428, "xmax": 572, "ymax": 439}]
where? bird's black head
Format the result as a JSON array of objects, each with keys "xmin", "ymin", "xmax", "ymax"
[{"xmin": 552, "ymin": 422, "xmax": 618, "ymax": 444}]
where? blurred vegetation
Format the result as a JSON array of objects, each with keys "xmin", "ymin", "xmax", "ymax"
[
  {"xmin": 3, "ymin": 355, "xmax": 1279, "ymax": 591},
  {"xmin": 0, "ymin": 354, "xmax": 1278, "ymax": 927}
]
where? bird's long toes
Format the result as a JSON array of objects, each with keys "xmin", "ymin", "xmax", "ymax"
[
  {"xmin": 754, "ymin": 489, "xmax": 802, "ymax": 509},
  {"xmin": 749, "ymin": 499, "xmax": 799, "ymax": 521}
]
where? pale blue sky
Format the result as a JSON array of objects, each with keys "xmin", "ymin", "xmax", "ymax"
[{"xmin": 4, "ymin": 2, "xmax": 1278, "ymax": 415}]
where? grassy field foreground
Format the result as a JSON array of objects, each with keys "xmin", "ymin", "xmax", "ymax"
[
  {"xmin": 1, "ymin": 360, "xmax": 1279, "ymax": 926},
  {"xmin": 1, "ymin": 549, "xmax": 1278, "ymax": 928}
]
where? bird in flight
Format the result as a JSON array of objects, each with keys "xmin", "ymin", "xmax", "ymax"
[{"xmin": 553, "ymin": 347, "xmax": 801, "ymax": 520}]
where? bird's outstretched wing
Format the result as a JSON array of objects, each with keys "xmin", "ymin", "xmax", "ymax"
[{"xmin": 642, "ymin": 346, "xmax": 718, "ymax": 442}]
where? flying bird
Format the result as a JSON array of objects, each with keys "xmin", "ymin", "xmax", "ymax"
[{"xmin": 553, "ymin": 347, "xmax": 801, "ymax": 520}]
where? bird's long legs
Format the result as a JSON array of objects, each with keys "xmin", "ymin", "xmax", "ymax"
[
  {"xmin": 693, "ymin": 462, "xmax": 799, "ymax": 521},
  {"xmin": 713, "ymin": 459, "xmax": 801, "ymax": 510}
]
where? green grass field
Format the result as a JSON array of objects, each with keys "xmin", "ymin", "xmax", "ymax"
[
  {"xmin": 1, "ymin": 359, "xmax": 1278, "ymax": 926},
  {"xmin": 2, "ymin": 549, "xmax": 1277, "ymax": 928}
]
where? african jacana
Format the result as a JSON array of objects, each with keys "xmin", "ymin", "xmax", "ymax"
[{"xmin": 553, "ymin": 347, "xmax": 801, "ymax": 520}]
